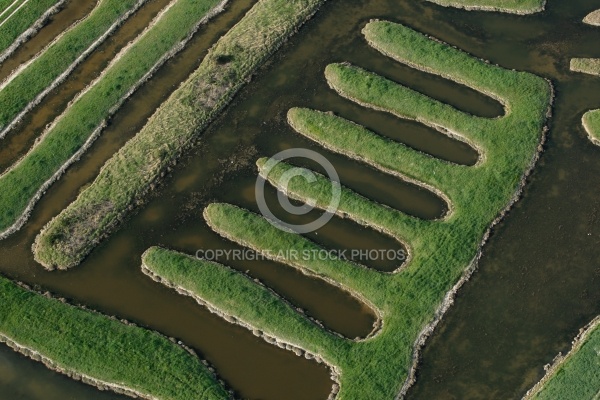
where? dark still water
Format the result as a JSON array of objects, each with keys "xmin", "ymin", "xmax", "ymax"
[{"xmin": 0, "ymin": 0, "xmax": 599, "ymax": 399}]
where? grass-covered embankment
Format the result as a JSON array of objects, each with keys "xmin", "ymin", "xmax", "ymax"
[
  {"xmin": 424, "ymin": 0, "xmax": 545, "ymax": 14},
  {"xmin": 0, "ymin": 0, "xmax": 225, "ymax": 240},
  {"xmin": 142, "ymin": 247, "xmax": 343, "ymax": 364},
  {"xmin": 0, "ymin": 275, "xmax": 229, "ymax": 399},
  {"xmin": 524, "ymin": 317, "xmax": 600, "ymax": 400},
  {"xmin": 0, "ymin": 0, "xmax": 63, "ymax": 57},
  {"xmin": 583, "ymin": 110, "xmax": 600, "ymax": 145},
  {"xmin": 583, "ymin": 9, "xmax": 600, "ymax": 26},
  {"xmin": 172, "ymin": 21, "xmax": 552, "ymax": 399},
  {"xmin": 570, "ymin": 58, "xmax": 600, "ymax": 145},
  {"xmin": 34, "ymin": 0, "xmax": 328, "ymax": 270},
  {"xmin": 0, "ymin": 0, "xmax": 146, "ymax": 135}
]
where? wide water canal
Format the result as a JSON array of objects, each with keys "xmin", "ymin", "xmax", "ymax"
[{"xmin": 0, "ymin": 0, "xmax": 598, "ymax": 398}]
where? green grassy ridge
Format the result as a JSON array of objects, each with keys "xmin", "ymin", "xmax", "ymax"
[
  {"xmin": 361, "ymin": 20, "xmax": 550, "ymax": 125},
  {"xmin": 527, "ymin": 318, "xmax": 600, "ymax": 400},
  {"xmin": 142, "ymin": 247, "xmax": 343, "ymax": 362},
  {"xmin": 203, "ymin": 202, "xmax": 460, "ymax": 399},
  {"xmin": 424, "ymin": 0, "xmax": 544, "ymax": 14},
  {"xmin": 33, "ymin": 0, "xmax": 327, "ymax": 270},
  {"xmin": 197, "ymin": 21, "xmax": 552, "ymax": 399},
  {"xmin": 361, "ymin": 20, "xmax": 538, "ymax": 106},
  {"xmin": 0, "ymin": 0, "xmax": 222, "ymax": 242},
  {"xmin": 205, "ymin": 203, "xmax": 385, "ymax": 307},
  {"xmin": 0, "ymin": 0, "xmax": 61, "ymax": 55},
  {"xmin": 570, "ymin": 59, "xmax": 600, "ymax": 145},
  {"xmin": 255, "ymin": 156, "xmax": 425, "ymax": 258},
  {"xmin": 0, "ymin": 0, "xmax": 143, "ymax": 131},
  {"xmin": 570, "ymin": 58, "xmax": 600, "ymax": 76},
  {"xmin": 287, "ymin": 107, "xmax": 460, "ymax": 199},
  {"xmin": 0, "ymin": 275, "xmax": 229, "ymax": 399}
]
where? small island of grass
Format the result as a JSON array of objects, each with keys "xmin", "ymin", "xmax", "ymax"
[{"xmin": 583, "ymin": 9, "xmax": 600, "ymax": 26}]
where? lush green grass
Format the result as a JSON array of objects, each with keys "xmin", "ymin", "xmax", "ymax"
[
  {"xmin": 34, "ymin": 0, "xmax": 327, "ymax": 269},
  {"xmin": 583, "ymin": 9, "xmax": 600, "ymax": 26},
  {"xmin": 179, "ymin": 21, "xmax": 551, "ymax": 399},
  {"xmin": 0, "ymin": 0, "xmax": 61, "ymax": 55},
  {"xmin": 0, "ymin": 0, "xmax": 222, "ymax": 248},
  {"xmin": 0, "ymin": 0, "xmax": 17, "ymax": 12},
  {"xmin": 0, "ymin": 275, "xmax": 229, "ymax": 399},
  {"xmin": 0, "ymin": 0, "xmax": 143, "ymax": 131},
  {"xmin": 570, "ymin": 58, "xmax": 600, "ymax": 145},
  {"xmin": 583, "ymin": 110, "xmax": 600, "ymax": 144},
  {"xmin": 527, "ymin": 318, "xmax": 600, "ymax": 400},
  {"xmin": 205, "ymin": 203, "xmax": 385, "ymax": 305},
  {"xmin": 142, "ymin": 247, "xmax": 342, "ymax": 360},
  {"xmin": 424, "ymin": 0, "xmax": 544, "ymax": 14}
]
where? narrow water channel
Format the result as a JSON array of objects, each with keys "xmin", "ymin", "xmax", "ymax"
[
  {"xmin": 0, "ymin": 0, "xmax": 177, "ymax": 171},
  {"xmin": 0, "ymin": 0, "xmax": 598, "ymax": 399},
  {"xmin": 0, "ymin": 0, "xmax": 97, "ymax": 81}
]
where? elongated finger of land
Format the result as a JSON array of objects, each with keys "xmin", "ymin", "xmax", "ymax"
[
  {"xmin": 423, "ymin": 0, "xmax": 545, "ymax": 14},
  {"xmin": 1, "ymin": 0, "xmax": 226, "ymax": 242},
  {"xmin": 33, "ymin": 0, "xmax": 328, "ymax": 270},
  {"xmin": 0, "ymin": 0, "xmax": 146, "ymax": 135},
  {"xmin": 142, "ymin": 246, "xmax": 342, "ymax": 365},
  {"xmin": 0, "ymin": 276, "xmax": 230, "ymax": 399},
  {"xmin": 0, "ymin": 0, "xmax": 63, "ymax": 59},
  {"xmin": 203, "ymin": 203, "xmax": 385, "ymax": 306}
]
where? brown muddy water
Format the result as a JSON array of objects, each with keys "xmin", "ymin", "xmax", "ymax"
[{"xmin": 0, "ymin": 0, "xmax": 599, "ymax": 399}]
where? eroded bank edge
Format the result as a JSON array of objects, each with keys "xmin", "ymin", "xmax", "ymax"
[
  {"xmin": 0, "ymin": 0, "xmax": 67, "ymax": 64},
  {"xmin": 522, "ymin": 315, "xmax": 600, "ymax": 399},
  {"xmin": 141, "ymin": 253, "xmax": 343, "ymax": 400},
  {"xmin": 33, "ymin": 0, "xmax": 329, "ymax": 269},
  {"xmin": 0, "ymin": 279, "xmax": 232, "ymax": 400}
]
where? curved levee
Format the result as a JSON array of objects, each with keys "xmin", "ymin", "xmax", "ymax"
[
  {"xmin": 193, "ymin": 20, "xmax": 552, "ymax": 399},
  {"xmin": 0, "ymin": 0, "xmax": 64, "ymax": 60},
  {"xmin": 0, "ymin": 275, "xmax": 230, "ymax": 399},
  {"xmin": 0, "ymin": 0, "xmax": 227, "ymax": 240},
  {"xmin": 33, "ymin": 0, "xmax": 329, "ymax": 270}
]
